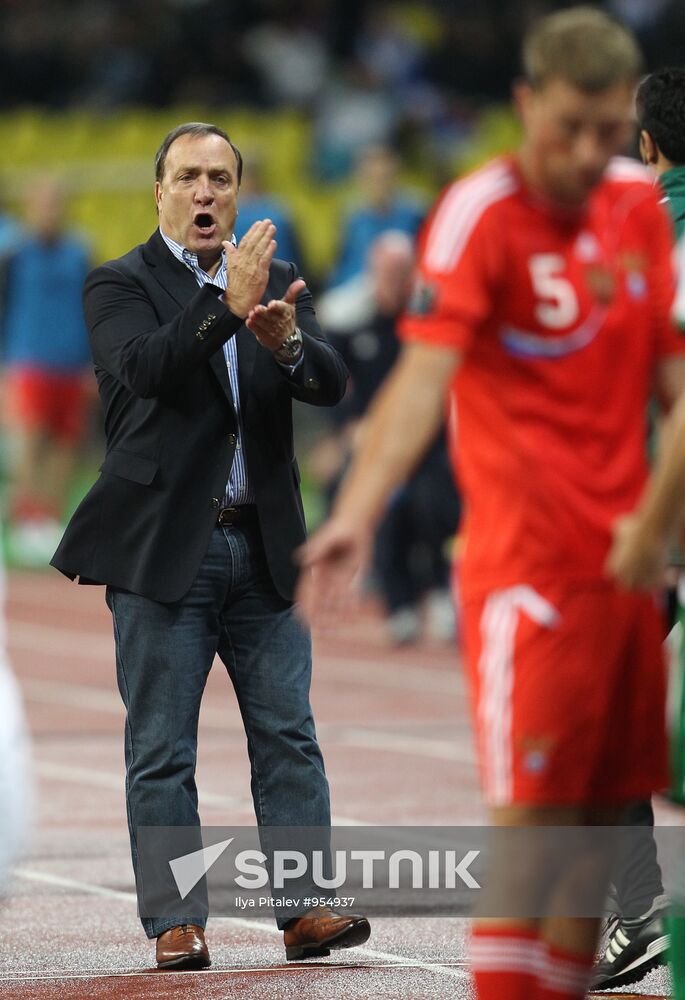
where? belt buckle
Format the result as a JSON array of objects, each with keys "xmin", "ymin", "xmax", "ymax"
[{"xmin": 218, "ymin": 506, "xmax": 239, "ymax": 526}]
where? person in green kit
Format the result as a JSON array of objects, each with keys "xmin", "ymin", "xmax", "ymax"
[
  {"xmin": 604, "ymin": 65, "xmax": 685, "ymax": 1000},
  {"xmin": 638, "ymin": 69, "xmax": 685, "ymax": 246}
]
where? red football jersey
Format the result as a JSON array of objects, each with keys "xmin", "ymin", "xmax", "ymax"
[{"xmin": 399, "ymin": 156, "xmax": 685, "ymax": 600}]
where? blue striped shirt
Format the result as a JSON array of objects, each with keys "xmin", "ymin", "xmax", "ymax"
[{"xmin": 160, "ymin": 229, "xmax": 254, "ymax": 506}]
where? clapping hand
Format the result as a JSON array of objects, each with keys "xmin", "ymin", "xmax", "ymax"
[
  {"xmin": 222, "ymin": 220, "xmax": 276, "ymax": 318},
  {"xmin": 246, "ymin": 280, "xmax": 306, "ymax": 352}
]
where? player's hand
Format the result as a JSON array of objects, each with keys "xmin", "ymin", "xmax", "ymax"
[
  {"xmin": 605, "ymin": 513, "xmax": 668, "ymax": 589},
  {"xmin": 222, "ymin": 220, "xmax": 276, "ymax": 318},
  {"xmin": 295, "ymin": 515, "xmax": 372, "ymax": 625},
  {"xmin": 246, "ymin": 279, "xmax": 306, "ymax": 352}
]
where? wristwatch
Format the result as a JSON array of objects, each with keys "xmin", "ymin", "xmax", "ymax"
[{"xmin": 274, "ymin": 326, "xmax": 304, "ymax": 363}]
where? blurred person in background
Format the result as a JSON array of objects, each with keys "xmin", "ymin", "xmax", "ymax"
[
  {"xmin": 607, "ymin": 65, "xmax": 685, "ymax": 1000},
  {"xmin": 232, "ymin": 151, "xmax": 304, "ymax": 273},
  {"xmin": 0, "ymin": 528, "xmax": 33, "ymax": 899},
  {"xmin": 327, "ymin": 144, "xmax": 425, "ymax": 288},
  {"xmin": 589, "ymin": 64, "xmax": 685, "ymax": 993},
  {"xmin": 298, "ymin": 9, "xmax": 685, "ymax": 1000},
  {"xmin": 242, "ymin": 2, "xmax": 330, "ymax": 110},
  {"xmin": 0, "ymin": 196, "xmax": 21, "ymax": 262},
  {"xmin": 0, "ymin": 178, "xmax": 92, "ymax": 567},
  {"xmin": 317, "ymin": 230, "xmax": 459, "ymax": 644},
  {"xmin": 426, "ymin": 5, "xmax": 518, "ymax": 107},
  {"xmin": 0, "ymin": 193, "xmax": 22, "ymax": 500}
]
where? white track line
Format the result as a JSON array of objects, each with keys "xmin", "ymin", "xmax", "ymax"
[
  {"xmin": 13, "ymin": 868, "xmax": 470, "ymax": 982},
  {"xmin": 22, "ymin": 676, "xmax": 473, "ymax": 764},
  {"xmin": 15, "ymin": 867, "xmax": 134, "ymax": 901},
  {"xmin": 0, "ymin": 963, "xmax": 470, "ymax": 983},
  {"xmin": 330, "ymin": 728, "xmax": 473, "ymax": 763},
  {"xmin": 21, "ymin": 668, "xmax": 473, "ymax": 762},
  {"xmin": 34, "ymin": 756, "xmax": 481, "ymax": 824},
  {"xmin": 8, "ymin": 622, "xmax": 112, "ymax": 659},
  {"xmin": 320, "ymin": 656, "xmax": 463, "ymax": 696},
  {"xmin": 8, "ymin": 620, "xmax": 463, "ymax": 696},
  {"xmin": 34, "ymin": 760, "xmax": 249, "ymax": 811},
  {"xmin": 32, "ymin": 759, "xmax": 368, "ymax": 826}
]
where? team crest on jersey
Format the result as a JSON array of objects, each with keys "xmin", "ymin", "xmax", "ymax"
[
  {"xmin": 626, "ymin": 271, "xmax": 647, "ymax": 299},
  {"xmin": 519, "ymin": 737, "xmax": 553, "ymax": 775},
  {"xmin": 584, "ymin": 264, "xmax": 616, "ymax": 304},
  {"xmin": 619, "ymin": 251, "xmax": 648, "ymax": 299},
  {"xmin": 619, "ymin": 250, "xmax": 648, "ymax": 273},
  {"xmin": 407, "ymin": 278, "xmax": 437, "ymax": 316},
  {"xmin": 523, "ymin": 750, "xmax": 548, "ymax": 774}
]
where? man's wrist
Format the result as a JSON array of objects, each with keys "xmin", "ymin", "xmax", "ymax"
[
  {"xmin": 633, "ymin": 506, "xmax": 670, "ymax": 554},
  {"xmin": 222, "ymin": 289, "xmax": 248, "ymax": 319},
  {"xmin": 274, "ymin": 326, "xmax": 304, "ymax": 363}
]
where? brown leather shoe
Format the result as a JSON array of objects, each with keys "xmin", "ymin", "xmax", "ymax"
[
  {"xmin": 155, "ymin": 923, "xmax": 210, "ymax": 969},
  {"xmin": 283, "ymin": 906, "xmax": 371, "ymax": 961}
]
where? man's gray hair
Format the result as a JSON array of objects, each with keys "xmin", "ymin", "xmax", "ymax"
[{"xmin": 154, "ymin": 122, "xmax": 243, "ymax": 185}]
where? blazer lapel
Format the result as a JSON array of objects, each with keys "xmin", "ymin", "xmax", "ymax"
[
  {"xmin": 143, "ymin": 229, "xmax": 236, "ymax": 408},
  {"xmin": 142, "ymin": 230, "xmax": 201, "ymax": 308}
]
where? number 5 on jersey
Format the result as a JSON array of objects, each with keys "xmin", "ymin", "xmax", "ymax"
[{"xmin": 529, "ymin": 253, "xmax": 579, "ymax": 329}]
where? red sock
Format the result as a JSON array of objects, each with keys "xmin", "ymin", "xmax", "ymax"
[
  {"xmin": 537, "ymin": 942, "xmax": 594, "ymax": 999},
  {"xmin": 471, "ymin": 925, "xmax": 543, "ymax": 1000}
]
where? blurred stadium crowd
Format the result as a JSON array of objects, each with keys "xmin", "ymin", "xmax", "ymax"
[
  {"xmin": 0, "ymin": 0, "xmax": 684, "ymax": 635},
  {"xmin": 0, "ymin": 0, "xmax": 684, "ymax": 182},
  {"xmin": 2, "ymin": 2, "xmax": 685, "ymax": 109}
]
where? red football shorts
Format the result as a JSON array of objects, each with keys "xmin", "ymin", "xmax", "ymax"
[
  {"xmin": 461, "ymin": 581, "xmax": 668, "ymax": 807},
  {"xmin": 5, "ymin": 368, "xmax": 87, "ymax": 444}
]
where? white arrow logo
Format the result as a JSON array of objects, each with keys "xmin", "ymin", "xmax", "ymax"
[{"xmin": 169, "ymin": 838, "xmax": 234, "ymax": 900}]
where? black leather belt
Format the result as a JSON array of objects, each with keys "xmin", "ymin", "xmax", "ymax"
[{"xmin": 217, "ymin": 505, "xmax": 258, "ymax": 527}]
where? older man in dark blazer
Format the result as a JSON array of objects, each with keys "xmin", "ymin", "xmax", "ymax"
[{"xmin": 52, "ymin": 122, "xmax": 369, "ymax": 969}]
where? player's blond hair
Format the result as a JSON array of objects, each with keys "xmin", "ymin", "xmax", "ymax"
[{"xmin": 523, "ymin": 6, "xmax": 643, "ymax": 92}]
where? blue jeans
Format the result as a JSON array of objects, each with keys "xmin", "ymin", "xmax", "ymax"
[{"xmin": 106, "ymin": 521, "xmax": 331, "ymax": 938}]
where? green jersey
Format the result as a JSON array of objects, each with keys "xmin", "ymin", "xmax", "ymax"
[
  {"xmin": 659, "ymin": 166, "xmax": 685, "ymax": 806},
  {"xmin": 662, "ymin": 166, "xmax": 685, "ymax": 330},
  {"xmin": 660, "ymin": 164, "xmax": 685, "ymax": 241}
]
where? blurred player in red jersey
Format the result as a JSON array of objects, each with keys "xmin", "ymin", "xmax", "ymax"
[{"xmin": 297, "ymin": 8, "xmax": 685, "ymax": 1000}]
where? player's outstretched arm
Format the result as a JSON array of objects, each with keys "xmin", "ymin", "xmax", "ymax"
[
  {"xmin": 607, "ymin": 385, "xmax": 685, "ymax": 588},
  {"xmin": 296, "ymin": 340, "xmax": 461, "ymax": 622}
]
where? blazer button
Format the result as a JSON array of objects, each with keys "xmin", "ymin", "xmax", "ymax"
[
  {"xmin": 228, "ymin": 433, "xmax": 237, "ymax": 445},
  {"xmin": 210, "ymin": 497, "xmax": 220, "ymax": 508},
  {"xmin": 195, "ymin": 331, "xmax": 205, "ymax": 341},
  {"xmin": 305, "ymin": 377, "xmax": 320, "ymax": 390}
]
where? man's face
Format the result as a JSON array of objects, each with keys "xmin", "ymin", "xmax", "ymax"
[
  {"xmin": 358, "ymin": 148, "xmax": 399, "ymax": 209},
  {"xmin": 517, "ymin": 78, "xmax": 635, "ymax": 204},
  {"xmin": 26, "ymin": 180, "xmax": 66, "ymax": 241},
  {"xmin": 371, "ymin": 243, "xmax": 414, "ymax": 315},
  {"xmin": 155, "ymin": 132, "xmax": 239, "ymax": 259}
]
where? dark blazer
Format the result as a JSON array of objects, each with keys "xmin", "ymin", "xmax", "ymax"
[{"xmin": 51, "ymin": 230, "xmax": 348, "ymax": 603}]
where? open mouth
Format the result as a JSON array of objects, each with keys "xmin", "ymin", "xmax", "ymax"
[{"xmin": 193, "ymin": 212, "xmax": 216, "ymax": 234}]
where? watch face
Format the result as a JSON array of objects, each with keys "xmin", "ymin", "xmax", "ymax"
[
  {"xmin": 277, "ymin": 334, "xmax": 302, "ymax": 361},
  {"xmin": 287, "ymin": 330, "xmax": 303, "ymax": 354}
]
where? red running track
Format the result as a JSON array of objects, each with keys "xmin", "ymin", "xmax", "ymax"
[{"xmin": 1, "ymin": 569, "xmax": 677, "ymax": 998}]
